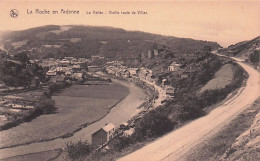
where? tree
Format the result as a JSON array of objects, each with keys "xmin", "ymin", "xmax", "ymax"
[
  {"xmin": 13, "ymin": 51, "xmax": 29, "ymax": 64},
  {"xmin": 36, "ymin": 96, "xmax": 56, "ymax": 114},
  {"xmin": 250, "ymin": 50, "xmax": 259, "ymax": 64}
]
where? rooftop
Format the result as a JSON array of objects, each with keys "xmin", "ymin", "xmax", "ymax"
[{"xmin": 102, "ymin": 123, "xmax": 115, "ymax": 132}]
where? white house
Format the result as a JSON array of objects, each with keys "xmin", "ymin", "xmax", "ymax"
[
  {"xmin": 168, "ymin": 62, "xmax": 181, "ymax": 71},
  {"xmin": 91, "ymin": 123, "xmax": 116, "ymax": 147}
]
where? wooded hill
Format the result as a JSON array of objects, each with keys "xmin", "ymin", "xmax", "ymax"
[{"xmin": 1, "ymin": 25, "xmax": 221, "ymax": 60}]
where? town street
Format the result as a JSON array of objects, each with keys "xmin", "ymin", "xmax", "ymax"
[
  {"xmin": 118, "ymin": 59, "xmax": 260, "ymax": 161},
  {"xmin": 138, "ymin": 77, "xmax": 167, "ymax": 107},
  {"xmin": 0, "ymin": 79, "xmax": 146, "ymax": 159}
]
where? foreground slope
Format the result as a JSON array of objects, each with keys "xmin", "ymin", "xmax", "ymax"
[
  {"xmin": 220, "ymin": 97, "xmax": 260, "ymax": 161},
  {"xmin": 118, "ymin": 59, "xmax": 260, "ymax": 161}
]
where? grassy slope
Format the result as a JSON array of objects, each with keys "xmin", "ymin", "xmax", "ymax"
[{"xmin": 199, "ymin": 63, "xmax": 234, "ymax": 93}]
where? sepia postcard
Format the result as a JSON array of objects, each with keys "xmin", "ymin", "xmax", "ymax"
[{"xmin": 0, "ymin": 0, "xmax": 259, "ymax": 160}]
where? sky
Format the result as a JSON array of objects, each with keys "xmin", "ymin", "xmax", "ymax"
[{"xmin": 0, "ymin": 0, "xmax": 259, "ymax": 47}]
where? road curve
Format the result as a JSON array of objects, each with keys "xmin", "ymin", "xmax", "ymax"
[{"xmin": 118, "ymin": 60, "xmax": 260, "ymax": 161}]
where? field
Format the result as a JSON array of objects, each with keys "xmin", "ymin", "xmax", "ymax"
[
  {"xmin": 199, "ymin": 64, "xmax": 234, "ymax": 93},
  {"xmin": 0, "ymin": 83, "xmax": 129, "ymax": 148},
  {"xmin": 1, "ymin": 149, "xmax": 62, "ymax": 161}
]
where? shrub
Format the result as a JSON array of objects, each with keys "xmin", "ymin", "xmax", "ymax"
[
  {"xmin": 109, "ymin": 136, "xmax": 134, "ymax": 152},
  {"xmin": 64, "ymin": 140, "xmax": 92, "ymax": 160},
  {"xmin": 133, "ymin": 109, "xmax": 175, "ymax": 140}
]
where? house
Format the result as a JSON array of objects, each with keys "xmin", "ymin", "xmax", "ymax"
[
  {"xmin": 91, "ymin": 55, "xmax": 104, "ymax": 62},
  {"xmin": 92, "ymin": 123, "xmax": 116, "ymax": 147},
  {"xmin": 147, "ymin": 49, "xmax": 154, "ymax": 59},
  {"xmin": 161, "ymin": 78, "xmax": 168, "ymax": 87},
  {"xmin": 88, "ymin": 66, "xmax": 101, "ymax": 72},
  {"xmin": 123, "ymin": 128, "xmax": 135, "ymax": 136},
  {"xmin": 64, "ymin": 57, "xmax": 75, "ymax": 61},
  {"xmin": 227, "ymin": 50, "xmax": 238, "ymax": 57},
  {"xmin": 119, "ymin": 122, "xmax": 129, "ymax": 130},
  {"xmin": 168, "ymin": 62, "xmax": 181, "ymax": 71},
  {"xmin": 72, "ymin": 73, "xmax": 83, "ymax": 80},
  {"xmin": 78, "ymin": 58, "xmax": 86, "ymax": 63},
  {"xmin": 31, "ymin": 77, "xmax": 40, "ymax": 87},
  {"xmin": 70, "ymin": 58, "xmax": 79, "ymax": 65},
  {"xmin": 60, "ymin": 59, "xmax": 70, "ymax": 66},
  {"xmin": 128, "ymin": 68, "xmax": 139, "ymax": 76},
  {"xmin": 138, "ymin": 69, "xmax": 149, "ymax": 80},
  {"xmin": 115, "ymin": 71, "xmax": 121, "ymax": 77},
  {"xmin": 122, "ymin": 70, "xmax": 130, "ymax": 78},
  {"xmin": 165, "ymin": 85, "xmax": 175, "ymax": 96},
  {"xmin": 72, "ymin": 64, "xmax": 82, "ymax": 72},
  {"xmin": 46, "ymin": 70, "xmax": 57, "ymax": 76},
  {"xmin": 29, "ymin": 59, "xmax": 39, "ymax": 64},
  {"xmin": 50, "ymin": 75, "xmax": 65, "ymax": 83},
  {"xmin": 154, "ymin": 49, "xmax": 159, "ymax": 56},
  {"xmin": 70, "ymin": 38, "xmax": 81, "ymax": 43}
]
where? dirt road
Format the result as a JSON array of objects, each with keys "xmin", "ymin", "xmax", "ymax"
[{"xmin": 118, "ymin": 60, "xmax": 260, "ymax": 161}]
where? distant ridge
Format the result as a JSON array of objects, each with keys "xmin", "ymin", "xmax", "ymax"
[{"xmin": 0, "ymin": 25, "xmax": 221, "ymax": 59}]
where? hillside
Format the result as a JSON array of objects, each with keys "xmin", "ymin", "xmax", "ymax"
[
  {"xmin": 0, "ymin": 25, "xmax": 221, "ymax": 60},
  {"xmin": 220, "ymin": 98, "xmax": 260, "ymax": 161}
]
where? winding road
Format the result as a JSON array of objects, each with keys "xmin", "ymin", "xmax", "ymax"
[{"xmin": 118, "ymin": 56, "xmax": 260, "ymax": 161}]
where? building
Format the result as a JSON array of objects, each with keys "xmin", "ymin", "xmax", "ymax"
[
  {"xmin": 72, "ymin": 73, "xmax": 83, "ymax": 80},
  {"xmin": 46, "ymin": 70, "xmax": 57, "ymax": 76},
  {"xmin": 168, "ymin": 62, "xmax": 181, "ymax": 71},
  {"xmin": 31, "ymin": 77, "xmax": 40, "ymax": 87},
  {"xmin": 50, "ymin": 75, "xmax": 65, "ymax": 83},
  {"xmin": 92, "ymin": 123, "xmax": 116, "ymax": 147},
  {"xmin": 64, "ymin": 57, "xmax": 75, "ymax": 61},
  {"xmin": 72, "ymin": 64, "xmax": 82, "ymax": 72},
  {"xmin": 88, "ymin": 66, "xmax": 101, "ymax": 72},
  {"xmin": 122, "ymin": 70, "xmax": 130, "ymax": 78},
  {"xmin": 161, "ymin": 78, "xmax": 169, "ymax": 87},
  {"xmin": 147, "ymin": 49, "xmax": 154, "ymax": 59},
  {"xmin": 138, "ymin": 69, "xmax": 149, "ymax": 80},
  {"xmin": 78, "ymin": 58, "xmax": 86, "ymax": 63},
  {"xmin": 60, "ymin": 59, "xmax": 70, "ymax": 66},
  {"xmin": 165, "ymin": 85, "xmax": 175, "ymax": 96},
  {"xmin": 123, "ymin": 128, "xmax": 135, "ymax": 137},
  {"xmin": 91, "ymin": 55, "xmax": 104, "ymax": 62},
  {"xmin": 154, "ymin": 49, "xmax": 159, "ymax": 56},
  {"xmin": 227, "ymin": 50, "xmax": 238, "ymax": 57},
  {"xmin": 128, "ymin": 68, "xmax": 139, "ymax": 76}
]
